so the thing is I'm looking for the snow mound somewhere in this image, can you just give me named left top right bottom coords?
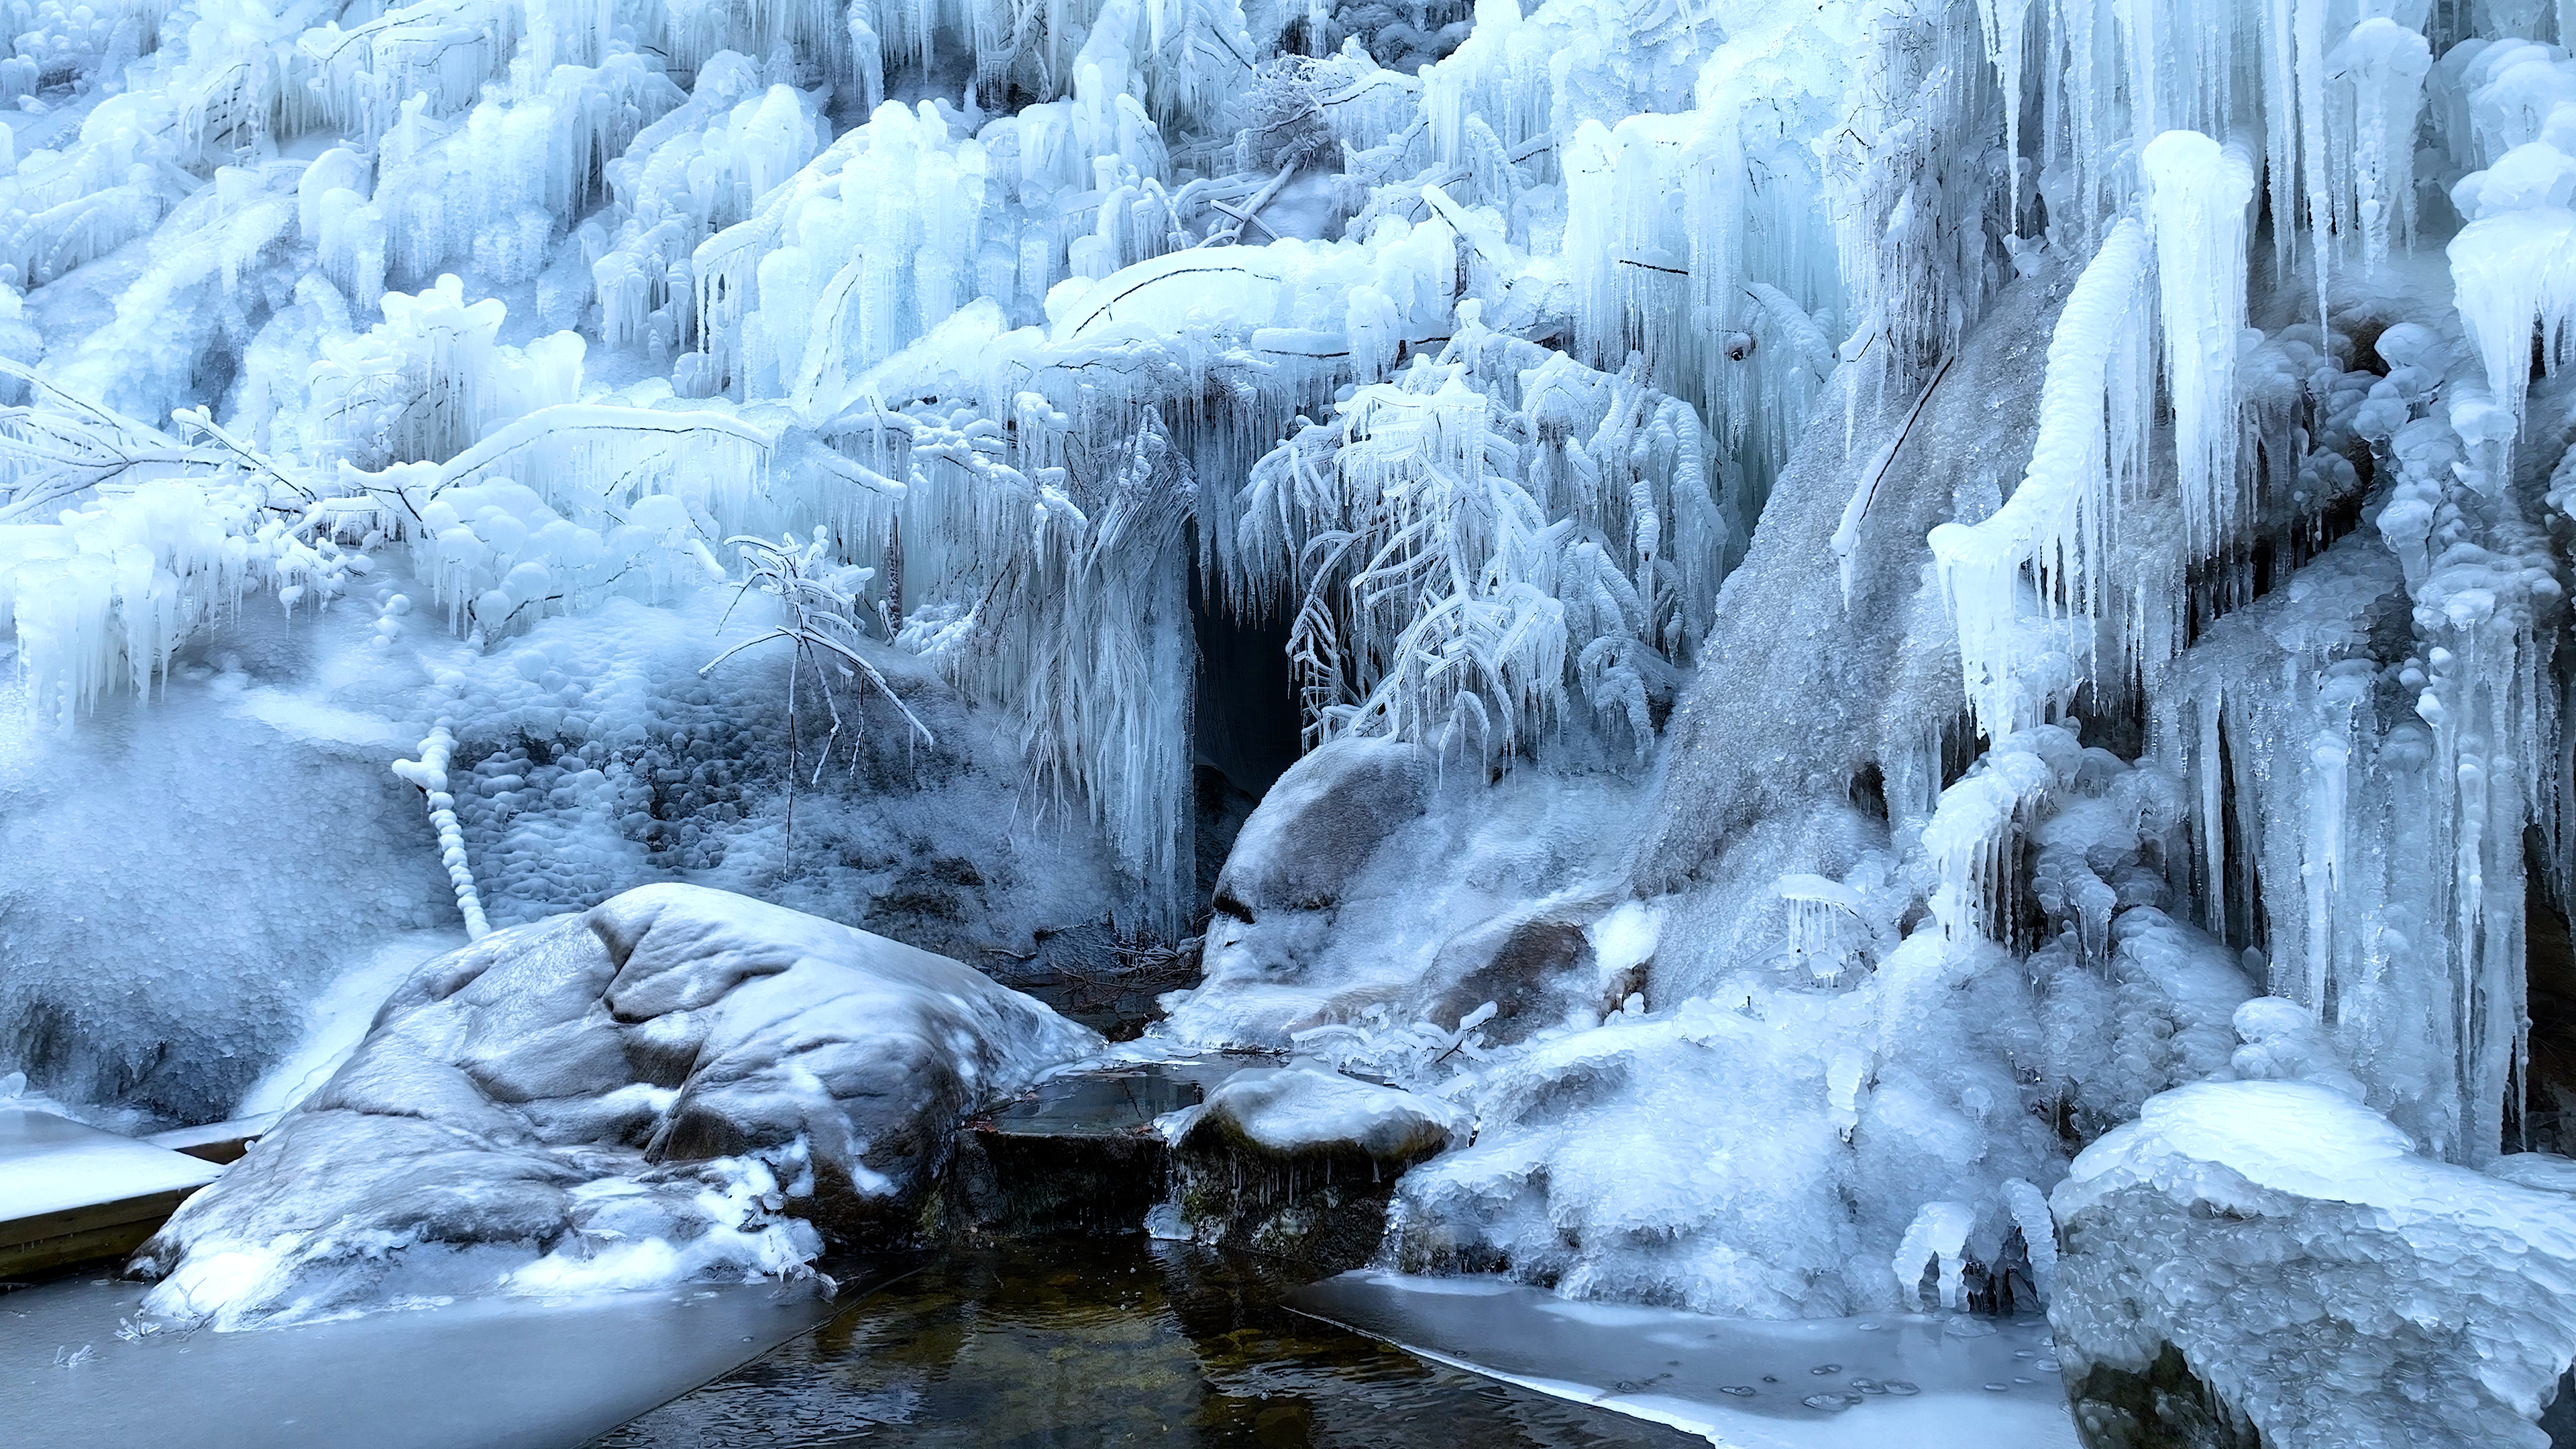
left=132, top=884, right=1099, bottom=1328
left=2051, top=1080, right=2576, bottom=1449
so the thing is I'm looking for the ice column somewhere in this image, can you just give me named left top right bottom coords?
left=392, top=727, right=491, bottom=940
left=2141, top=130, right=2255, bottom=555
left=1929, top=218, right=2151, bottom=739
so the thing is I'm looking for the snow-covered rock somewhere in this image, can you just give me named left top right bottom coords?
left=1160, top=1065, right=1466, bottom=1268
left=1165, top=741, right=1640, bottom=1049
left=2050, top=1080, right=2576, bottom=1449
left=131, top=884, right=1099, bottom=1328
left=1206, top=735, right=1429, bottom=924
left=1179, top=1064, right=1468, bottom=1161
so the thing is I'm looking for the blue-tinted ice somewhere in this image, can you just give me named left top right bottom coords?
left=1287, top=1271, right=2080, bottom=1448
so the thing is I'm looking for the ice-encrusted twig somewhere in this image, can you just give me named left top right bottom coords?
left=392, top=727, right=489, bottom=940
left=702, top=531, right=933, bottom=863
left=1830, top=352, right=1953, bottom=606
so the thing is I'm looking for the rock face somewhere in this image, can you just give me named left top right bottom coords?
left=2050, top=1080, right=2576, bottom=1449
left=1162, top=1066, right=1466, bottom=1272
left=133, top=883, right=1099, bottom=1327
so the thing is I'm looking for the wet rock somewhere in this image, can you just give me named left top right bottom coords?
left=2059, top=1343, right=2266, bottom=1449
left=1426, top=911, right=1597, bottom=1043
left=132, top=884, right=1099, bottom=1327
left=943, top=1059, right=1241, bottom=1237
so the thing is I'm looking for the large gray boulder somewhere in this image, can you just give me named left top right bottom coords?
left=1167, top=738, right=1638, bottom=1049
left=1207, top=735, right=1429, bottom=924
left=133, top=883, right=1099, bottom=1327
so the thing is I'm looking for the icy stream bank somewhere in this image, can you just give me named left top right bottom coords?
left=1290, top=1272, right=2076, bottom=1449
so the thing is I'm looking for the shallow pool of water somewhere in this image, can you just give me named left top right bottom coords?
left=595, top=1237, right=1697, bottom=1448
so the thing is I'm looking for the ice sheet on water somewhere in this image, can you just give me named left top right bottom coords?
left=0, top=1271, right=845, bottom=1449
left=1287, top=1271, right=2077, bottom=1449
left=0, top=1108, right=219, bottom=1222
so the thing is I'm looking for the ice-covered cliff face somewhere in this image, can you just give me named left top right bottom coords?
left=3, top=0, right=2576, bottom=1368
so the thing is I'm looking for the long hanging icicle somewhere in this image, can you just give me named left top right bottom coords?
left=2140, top=129, right=2255, bottom=556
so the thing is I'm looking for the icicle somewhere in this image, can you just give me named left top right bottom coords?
left=1922, top=726, right=2080, bottom=941
left=1929, top=218, right=2151, bottom=739
left=2332, top=19, right=2431, bottom=270
left=2448, top=209, right=2576, bottom=436
left=1892, top=1200, right=1978, bottom=1310
left=2000, top=1178, right=2057, bottom=1303
left=2141, top=130, right=2255, bottom=555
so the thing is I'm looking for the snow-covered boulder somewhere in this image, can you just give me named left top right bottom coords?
left=131, top=884, right=1099, bottom=1328
left=1161, top=1065, right=1466, bottom=1269
left=1167, top=741, right=1640, bottom=1049
left=1179, top=1065, right=1468, bottom=1162
left=1207, top=736, right=1428, bottom=924
left=2051, top=1080, right=2576, bottom=1449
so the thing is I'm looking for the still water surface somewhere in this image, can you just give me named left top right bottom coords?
left=597, top=1237, right=1695, bottom=1448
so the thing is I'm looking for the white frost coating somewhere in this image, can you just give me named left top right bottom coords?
left=1176, top=1065, right=1468, bottom=1159
left=1587, top=900, right=1662, bottom=984
left=391, top=727, right=491, bottom=940
left=2140, top=131, right=2255, bottom=555
left=2053, top=1081, right=2576, bottom=1448
left=1929, top=218, right=2150, bottom=739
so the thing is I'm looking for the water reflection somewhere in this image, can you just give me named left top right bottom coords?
left=595, top=1237, right=1693, bottom=1448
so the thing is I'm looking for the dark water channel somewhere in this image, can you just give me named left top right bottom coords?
left=592, top=1236, right=1696, bottom=1448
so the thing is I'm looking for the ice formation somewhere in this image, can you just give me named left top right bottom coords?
left=0, top=0, right=2573, bottom=1429
left=2053, top=1080, right=2576, bottom=1449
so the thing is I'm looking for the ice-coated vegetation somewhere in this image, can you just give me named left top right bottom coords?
left=5, top=0, right=2576, bottom=1435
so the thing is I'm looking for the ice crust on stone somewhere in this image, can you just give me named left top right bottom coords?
left=132, top=883, right=1098, bottom=1327
left=1158, top=1064, right=1467, bottom=1161
left=2053, top=1080, right=2576, bottom=1449
left=1165, top=733, right=1645, bottom=1051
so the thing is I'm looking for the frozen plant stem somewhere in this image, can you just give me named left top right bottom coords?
left=702, top=531, right=934, bottom=868
left=392, top=727, right=490, bottom=940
